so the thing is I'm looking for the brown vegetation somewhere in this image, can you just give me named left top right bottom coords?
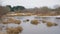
left=46, top=22, right=58, bottom=27
left=6, top=26, right=23, bottom=34
left=31, top=20, right=39, bottom=25
left=46, top=22, right=54, bottom=27
left=0, top=5, right=60, bottom=17
left=2, top=18, right=21, bottom=24
left=42, top=20, right=47, bottom=23
left=0, top=6, right=10, bottom=18
left=53, top=23, right=58, bottom=26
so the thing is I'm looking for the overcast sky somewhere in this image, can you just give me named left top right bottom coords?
left=1, top=0, right=60, bottom=8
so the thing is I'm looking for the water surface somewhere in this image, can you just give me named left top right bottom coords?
left=0, top=16, right=60, bottom=34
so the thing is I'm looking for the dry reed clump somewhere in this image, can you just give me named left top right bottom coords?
left=46, top=22, right=54, bottom=27
left=53, top=23, right=58, bottom=26
left=2, top=18, right=15, bottom=24
left=31, top=20, right=39, bottom=25
left=7, top=18, right=15, bottom=23
left=14, top=20, right=21, bottom=24
left=6, top=26, right=23, bottom=34
left=2, top=21, right=8, bottom=24
left=42, top=20, right=47, bottom=23
left=2, top=18, right=21, bottom=24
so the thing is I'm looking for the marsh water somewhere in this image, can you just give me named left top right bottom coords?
left=0, top=16, right=60, bottom=34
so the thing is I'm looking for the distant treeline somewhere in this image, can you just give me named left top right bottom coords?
left=0, top=5, right=60, bottom=17
left=0, top=5, right=25, bottom=18
left=6, top=5, right=25, bottom=11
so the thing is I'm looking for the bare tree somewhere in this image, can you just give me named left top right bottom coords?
left=0, top=6, right=10, bottom=18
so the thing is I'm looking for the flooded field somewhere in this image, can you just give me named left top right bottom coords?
left=0, top=16, right=60, bottom=34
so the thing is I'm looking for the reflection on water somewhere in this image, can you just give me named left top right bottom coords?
left=0, top=16, right=60, bottom=34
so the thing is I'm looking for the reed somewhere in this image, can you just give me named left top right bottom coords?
left=31, top=20, right=39, bottom=25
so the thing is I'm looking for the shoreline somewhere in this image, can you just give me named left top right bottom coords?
left=5, top=13, right=60, bottom=17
